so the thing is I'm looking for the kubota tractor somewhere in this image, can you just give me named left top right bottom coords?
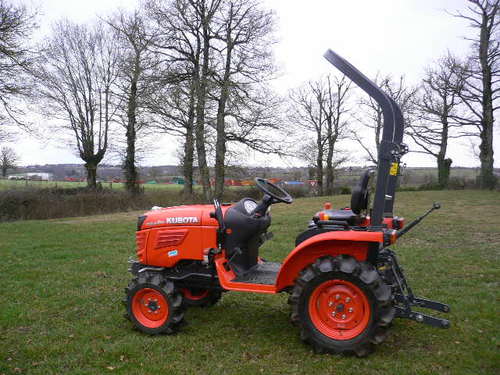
left=124, top=50, right=450, bottom=356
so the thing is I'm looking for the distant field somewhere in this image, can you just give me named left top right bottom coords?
left=1, top=190, right=498, bottom=374
left=0, top=166, right=483, bottom=192
left=0, top=179, right=185, bottom=191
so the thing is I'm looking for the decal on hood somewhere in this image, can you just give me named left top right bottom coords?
left=147, top=216, right=199, bottom=226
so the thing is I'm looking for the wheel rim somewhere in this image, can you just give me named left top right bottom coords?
left=132, top=288, right=169, bottom=328
left=182, top=288, right=209, bottom=301
left=308, top=279, right=371, bottom=340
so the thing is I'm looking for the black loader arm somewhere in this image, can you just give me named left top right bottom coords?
left=323, top=49, right=407, bottom=226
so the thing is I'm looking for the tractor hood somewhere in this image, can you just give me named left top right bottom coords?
left=141, top=204, right=218, bottom=229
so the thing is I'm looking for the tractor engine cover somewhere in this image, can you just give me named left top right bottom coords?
left=137, top=205, right=222, bottom=267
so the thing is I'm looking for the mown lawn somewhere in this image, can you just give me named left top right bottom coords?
left=0, top=190, right=498, bottom=374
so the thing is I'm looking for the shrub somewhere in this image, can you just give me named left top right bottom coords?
left=0, top=184, right=313, bottom=222
left=0, top=188, right=187, bottom=221
left=339, top=186, right=351, bottom=195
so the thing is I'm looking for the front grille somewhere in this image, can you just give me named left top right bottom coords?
left=136, top=232, right=148, bottom=262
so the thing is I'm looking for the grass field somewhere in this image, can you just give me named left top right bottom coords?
left=1, top=190, right=499, bottom=374
left=0, top=179, right=185, bottom=191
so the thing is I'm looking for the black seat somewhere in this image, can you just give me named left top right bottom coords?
left=326, top=209, right=359, bottom=225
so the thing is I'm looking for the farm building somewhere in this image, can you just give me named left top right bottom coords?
left=8, top=172, right=54, bottom=181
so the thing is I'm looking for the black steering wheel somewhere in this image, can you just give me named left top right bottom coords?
left=254, top=178, right=293, bottom=204
left=212, top=199, right=225, bottom=246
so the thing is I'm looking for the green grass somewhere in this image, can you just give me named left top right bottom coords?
left=0, top=190, right=499, bottom=374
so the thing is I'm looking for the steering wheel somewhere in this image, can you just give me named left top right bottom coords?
left=350, top=169, right=373, bottom=214
left=254, top=178, right=293, bottom=204
left=212, top=199, right=225, bottom=246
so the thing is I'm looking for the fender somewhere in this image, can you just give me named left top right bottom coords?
left=275, top=230, right=383, bottom=291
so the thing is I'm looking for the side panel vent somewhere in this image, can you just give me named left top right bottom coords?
left=155, top=229, right=188, bottom=249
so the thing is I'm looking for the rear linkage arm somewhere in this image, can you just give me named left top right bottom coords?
left=379, top=249, right=450, bottom=329
left=378, top=202, right=450, bottom=328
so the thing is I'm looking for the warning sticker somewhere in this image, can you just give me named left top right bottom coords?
left=389, top=162, right=399, bottom=176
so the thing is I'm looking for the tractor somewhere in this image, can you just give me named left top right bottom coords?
left=124, top=49, right=450, bottom=356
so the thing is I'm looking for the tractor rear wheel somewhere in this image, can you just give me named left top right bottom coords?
left=124, top=272, right=185, bottom=335
left=288, top=255, right=394, bottom=357
left=181, top=288, right=222, bottom=308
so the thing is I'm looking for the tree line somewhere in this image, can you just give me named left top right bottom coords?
left=288, top=0, right=498, bottom=191
left=0, top=0, right=498, bottom=197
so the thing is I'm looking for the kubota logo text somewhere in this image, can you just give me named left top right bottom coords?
left=147, top=216, right=199, bottom=226
left=167, top=216, right=199, bottom=224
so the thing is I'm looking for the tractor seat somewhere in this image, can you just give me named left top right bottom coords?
left=324, top=209, right=359, bottom=225
left=327, top=209, right=359, bottom=224
left=317, top=208, right=361, bottom=226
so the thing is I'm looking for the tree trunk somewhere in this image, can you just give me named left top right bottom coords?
left=183, top=127, right=195, bottom=199
left=437, top=116, right=451, bottom=188
left=478, top=124, right=495, bottom=189
left=124, top=125, right=139, bottom=194
left=124, top=64, right=140, bottom=195
left=437, top=156, right=452, bottom=188
left=194, top=22, right=212, bottom=202
left=85, top=162, right=98, bottom=189
left=316, top=161, right=324, bottom=196
left=316, top=136, right=324, bottom=196
left=182, top=80, right=197, bottom=199
left=214, top=31, right=233, bottom=201
left=477, top=9, right=496, bottom=189
left=214, top=99, right=228, bottom=201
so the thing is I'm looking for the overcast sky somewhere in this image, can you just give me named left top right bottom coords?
left=9, top=0, right=499, bottom=168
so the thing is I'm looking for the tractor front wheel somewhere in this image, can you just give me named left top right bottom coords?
left=181, top=288, right=222, bottom=308
left=124, top=272, right=185, bottom=335
left=288, top=255, right=395, bottom=357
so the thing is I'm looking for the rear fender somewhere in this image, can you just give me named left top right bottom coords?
left=275, top=230, right=383, bottom=291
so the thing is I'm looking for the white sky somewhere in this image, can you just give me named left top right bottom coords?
left=8, top=0, right=500, bottom=168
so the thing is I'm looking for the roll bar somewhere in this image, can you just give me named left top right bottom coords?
left=323, top=49, right=406, bottom=227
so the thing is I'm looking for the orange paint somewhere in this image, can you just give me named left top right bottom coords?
left=275, top=231, right=383, bottom=291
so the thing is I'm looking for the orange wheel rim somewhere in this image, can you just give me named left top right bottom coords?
left=182, top=288, right=209, bottom=301
left=308, top=279, right=371, bottom=340
left=132, top=288, right=169, bottom=328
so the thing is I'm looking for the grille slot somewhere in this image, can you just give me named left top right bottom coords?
left=155, top=229, right=188, bottom=249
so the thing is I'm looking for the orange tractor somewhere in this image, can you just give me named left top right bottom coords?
left=124, top=50, right=450, bottom=356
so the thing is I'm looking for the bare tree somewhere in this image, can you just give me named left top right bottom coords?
left=0, top=146, right=17, bottom=177
left=212, top=0, right=278, bottom=200
left=146, top=78, right=198, bottom=194
left=290, top=74, right=351, bottom=196
left=147, top=0, right=280, bottom=201
left=453, top=0, right=499, bottom=189
left=323, top=75, right=351, bottom=194
left=146, top=0, right=215, bottom=199
left=107, top=9, right=157, bottom=195
left=0, top=0, right=37, bottom=139
left=35, top=21, right=121, bottom=188
left=408, top=54, right=465, bottom=188
left=192, top=0, right=222, bottom=201
left=353, top=75, right=417, bottom=164
left=290, top=81, right=328, bottom=195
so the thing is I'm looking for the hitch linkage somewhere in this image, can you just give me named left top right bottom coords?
left=379, top=248, right=450, bottom=329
